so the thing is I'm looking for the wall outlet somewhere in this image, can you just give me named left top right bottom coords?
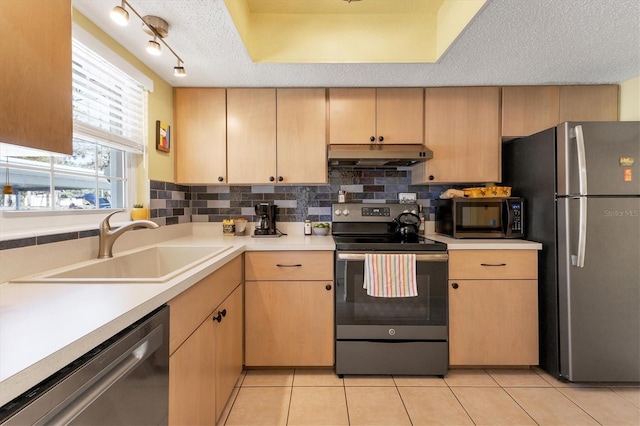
left=398, top=192, right=417, bottom=204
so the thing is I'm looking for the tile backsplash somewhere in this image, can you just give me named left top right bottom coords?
left=1, top=168, right=452, bottom=251
left=150, top=168, right=451, bottom=224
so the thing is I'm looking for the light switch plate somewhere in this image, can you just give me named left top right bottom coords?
left=399, top=192, right=417, bottom=204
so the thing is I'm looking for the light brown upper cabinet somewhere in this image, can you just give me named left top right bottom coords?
left=412, top=87, right=501, bottom=184
left=174, top=88, right=227, bottom=184
left=0, top=0, right=72, bottom=154
left=558, top=85, right=619, bottom=122
left=329, top=88, right=424, bottom=144
left=226, top=88, right=277, bottom=184
left=502, top=85, right=619, bottom=139
left=227, top=88, right=327, bottom=184
left=502, top=86, right=560, bottom=139
left=276, top=88, right=327, bottom=184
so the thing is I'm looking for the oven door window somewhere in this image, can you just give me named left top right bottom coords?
left=335, top=258, right=447, bottom=326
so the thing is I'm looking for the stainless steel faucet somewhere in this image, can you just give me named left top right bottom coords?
left=98, top=210, right=159, bottom=258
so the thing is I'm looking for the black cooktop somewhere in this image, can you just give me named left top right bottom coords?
left=333, top=234, right=447, bottom=252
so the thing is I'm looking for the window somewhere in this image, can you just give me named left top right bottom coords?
left=0, top=39, right=146, bottom=212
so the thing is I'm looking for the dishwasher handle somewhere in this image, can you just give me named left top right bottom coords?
left=40, top=324, right=164, bottom=425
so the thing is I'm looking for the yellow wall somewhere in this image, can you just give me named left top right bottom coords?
left=619, top=75, right=640, bottom=121
left=72, top=10, right=175, bottom=202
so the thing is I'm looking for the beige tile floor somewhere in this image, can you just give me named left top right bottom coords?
left=220, top=368, right=640, bottom=426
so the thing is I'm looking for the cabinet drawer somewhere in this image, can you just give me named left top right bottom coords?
left=168, top=256, right=243, bottom=354
left=245, top=251, right=333, bottom=281
left=449, top=250, right=537, bottom=280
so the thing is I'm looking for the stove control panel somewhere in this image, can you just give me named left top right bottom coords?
left=333, top=203, right=420, bottom=222
left=362, top=207, right=391, bottom=217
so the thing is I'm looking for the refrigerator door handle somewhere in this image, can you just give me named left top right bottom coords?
left=575, top=125, right=588, bottom=196
left=571, top=197, right=588, bottom=268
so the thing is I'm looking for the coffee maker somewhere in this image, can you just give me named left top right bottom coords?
left=254, top=203, right=277, bottom=236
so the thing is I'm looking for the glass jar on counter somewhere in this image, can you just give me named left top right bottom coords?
left=304, top=219, right=312, bottom=235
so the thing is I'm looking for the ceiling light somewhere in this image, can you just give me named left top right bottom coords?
left=174, top=60, right=186, bottom=77
left=110, top=1, right=129, bottom=26
left=146, top=37, right=161, bottom=56
left=109, top=2, right=186, bottom=76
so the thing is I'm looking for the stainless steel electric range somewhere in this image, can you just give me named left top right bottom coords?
left=332, top=203, right=449, bottom=376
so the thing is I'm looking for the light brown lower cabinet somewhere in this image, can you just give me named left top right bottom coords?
left=244, top=251, right=334, bottom=367
left=448, top=279, right=539, bottom=366
left=448, top=250, right=539, bottom=366
left=168, top=256, right=243, bottom=425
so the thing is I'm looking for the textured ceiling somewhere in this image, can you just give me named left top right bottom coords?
left=72, top=0, right=640, bottom=88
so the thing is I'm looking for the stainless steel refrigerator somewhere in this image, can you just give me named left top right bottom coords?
left=502, top=121, right=640, bottom=382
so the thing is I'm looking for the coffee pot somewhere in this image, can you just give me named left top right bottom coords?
left=254, top=203, right=277, bottom=235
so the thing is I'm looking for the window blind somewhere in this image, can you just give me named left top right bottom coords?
left=71, top=39, right=146, bottom=154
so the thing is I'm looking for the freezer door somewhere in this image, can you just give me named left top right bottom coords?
left=558, top=121, right=640, bottom=196
left=557, top=196, right=640, bottom=382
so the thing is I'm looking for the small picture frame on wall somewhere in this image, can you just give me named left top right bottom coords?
left=156, top=120, right=170, bottom=152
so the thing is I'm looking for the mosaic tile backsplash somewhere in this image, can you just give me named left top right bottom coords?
left=0, top=168, right=453, bottom=250
left=150, top=168, right=452, bottom=225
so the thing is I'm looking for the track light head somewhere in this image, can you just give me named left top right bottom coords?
left=174, top=59, right=186, bottom=77
left=110, top=2, right=129, bottom=26
left=146, top=38, right=161, bottom=56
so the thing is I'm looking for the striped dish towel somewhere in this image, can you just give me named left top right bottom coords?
left=363, top=253, right=418, bottom=298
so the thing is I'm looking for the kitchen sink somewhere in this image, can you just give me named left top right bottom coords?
left=12, top=245, right=232, bottom=284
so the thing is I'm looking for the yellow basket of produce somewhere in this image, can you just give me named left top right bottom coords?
left=463, top=186, right=512, bottom=198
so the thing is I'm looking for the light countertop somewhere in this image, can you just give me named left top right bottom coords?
left=0, top=231, right=333, bottom=406
left=0, top=224, right=540, bottom=406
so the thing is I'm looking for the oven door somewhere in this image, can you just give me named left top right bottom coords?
left=335, top=251, right=448, bottom=341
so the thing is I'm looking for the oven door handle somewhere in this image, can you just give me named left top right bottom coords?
left=337, top=253, right=448, bottom=262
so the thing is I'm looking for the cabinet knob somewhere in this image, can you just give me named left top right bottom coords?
left=378, top=136, right=384, bottom=142
left=326, top=284, right=332, bottom=290
left=269, top=176, right=275, bottom=182
left=213, top=312, right=223, bottom=322
left=428, top=175, right=435, bottom=181
left=278, top=176, right=284, bottom=182
left=370, top=136, right=375, bottom=142
left=452, top=283, right=459, bottom=289
left=218, top=176, right=224, bottom=182
left=220, top=309, right=227, bottom=317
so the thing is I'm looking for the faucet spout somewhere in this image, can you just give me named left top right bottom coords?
left=98, top=210, right=160, bottom=259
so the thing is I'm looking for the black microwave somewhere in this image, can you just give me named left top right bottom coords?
left=434, top=197, right=525, bottom=239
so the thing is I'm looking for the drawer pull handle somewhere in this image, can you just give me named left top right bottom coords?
left=480, top=263, right=507, bottom=267
left=276, top=264, right=302, bottom=267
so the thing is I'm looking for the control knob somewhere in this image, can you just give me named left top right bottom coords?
left=342, top=209, right=350, bottom=216
left=334, top=209, right=342, bottom=216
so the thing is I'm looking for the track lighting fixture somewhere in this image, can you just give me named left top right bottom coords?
left=109, top=0, right=186, bottom=77
left=110, top=1, right=129, bottom=26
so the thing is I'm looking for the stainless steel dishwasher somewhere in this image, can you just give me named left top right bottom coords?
left=0, top=305, right=169, bottom=425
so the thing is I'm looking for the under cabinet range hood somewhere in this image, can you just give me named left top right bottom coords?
left=328, top=144, right=433, bottom=168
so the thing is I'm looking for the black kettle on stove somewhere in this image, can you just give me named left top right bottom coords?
left=393, top=212, right=421, bottom=238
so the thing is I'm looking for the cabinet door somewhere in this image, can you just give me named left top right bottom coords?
left=169, top=316, right=216, bottom=425
left=329, top=88, right=376, bottom=144
left=448, top=279, right=539, bottom=366
left=376, top=88, right=424, bottom=144
left=502, top=86, right=560, bottom=138
left=245, top=280, right=334, bottom=366
left=215, top=285, right=243, bottom=422
left=559, top=85, right=619, bottom=122
left=174, top=88, right=227, bottom=184
left=227, top=88, right=277, bottom=183
left=0, top=0, right=72, bottom=154
left=415, top=87, right=501, bottom=183
left=276, top=88, right=327, bottom=183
